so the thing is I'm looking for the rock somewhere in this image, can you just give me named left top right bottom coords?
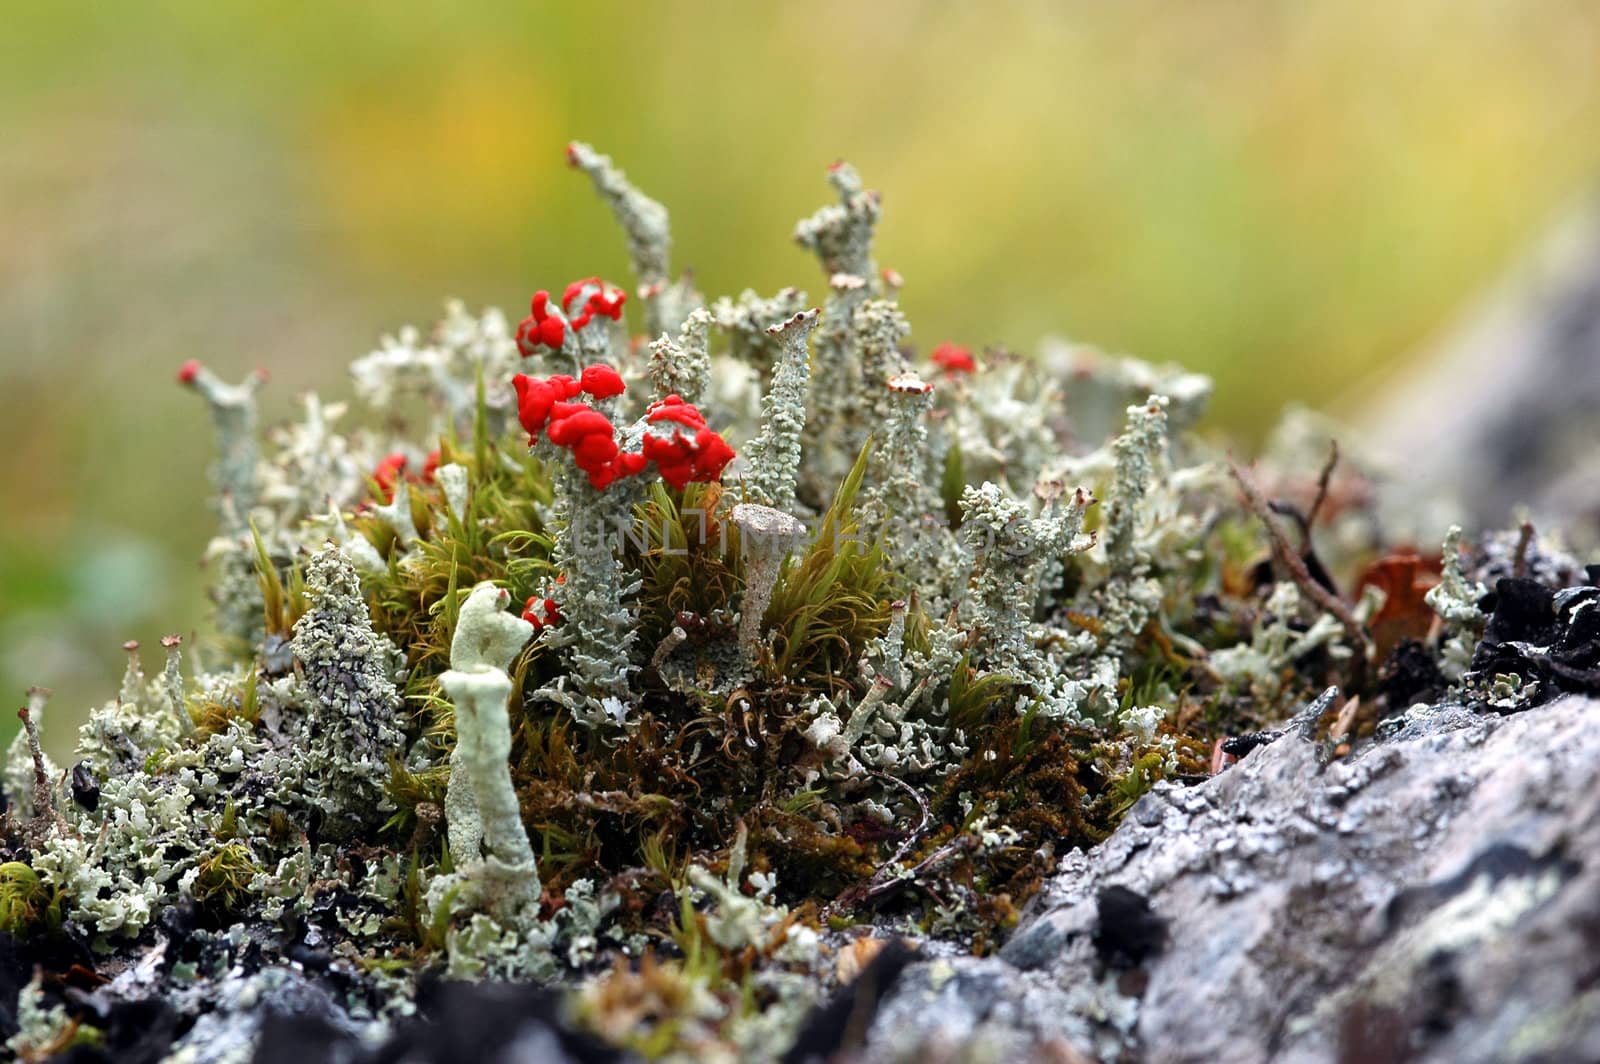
left=862, top=693, right=1600, bottom=1063
left=1362, top=197, right=1600, bottom=531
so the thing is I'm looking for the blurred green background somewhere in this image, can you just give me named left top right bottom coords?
left=4, top=1, right=1600, bottom=755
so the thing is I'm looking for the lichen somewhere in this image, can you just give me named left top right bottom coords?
left=5, top=139, right=1571, bottom=1064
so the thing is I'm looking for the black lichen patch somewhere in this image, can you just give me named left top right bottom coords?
left=255, top=979, right=626, bottom=1064
left=780, top=939, right=918, bottom=1064
left=1092, top=885, right=1168, bottom=970
left=69, top=762, right=99, bottom=814
left=1377, top=639, right=1446, bottom=712
left=51, top=997, right=182, bottom=1064
left=395, top=979, right=626, bottom=1064
left=1383, top=842, right=1578, bottom=932
left=1465, top=578, right=1600, bottom=708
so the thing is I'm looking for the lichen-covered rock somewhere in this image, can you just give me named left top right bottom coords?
left=861, top=690, right=1600, bottom=1063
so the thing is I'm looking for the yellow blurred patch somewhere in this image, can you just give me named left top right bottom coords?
left=309, top=59, right=552, bottom=272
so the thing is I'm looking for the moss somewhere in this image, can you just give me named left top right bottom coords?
left=191, top=841, right=259, bottom=914
left=764, top=443, right=894, bottom=692
left=0, top=861, right=60, bottom=934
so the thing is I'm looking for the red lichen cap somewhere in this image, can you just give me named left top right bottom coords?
left=515, top=291, right=568, bottom=357
left=177, top=359, right=203, bottom=384
left=641, top=423, right=737, bottom=490
left=930, top=343, right=976, bottom=374
left=523, top=594, right=562, bottom=631
left=580, top=364, right=626, bottom=400
left=546, top=407, right=614, bottom=448
left=691, top=427, right=737, bottom=481
left=568, top=281, right=627, bottom=331
left=645, top=394, right=708, bottom=431
left=513, top=374, right=584, bottom=439
left=373, top=452, right=408, bottom=503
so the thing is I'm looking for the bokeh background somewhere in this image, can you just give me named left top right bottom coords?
left=4, top=0, right=1600, bottom=754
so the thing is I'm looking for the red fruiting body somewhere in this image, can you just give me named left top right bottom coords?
left=373, top=452, right=408, bottom=503
left=613, top=452, right=649, bottom=478
left=567, top=282, right=626, bottom=331
left=515, top=291, right=567, bottom=357
left=546, top=407, right=614, bottom=448
left=515, top=373, right=733, bottom=492
left=930, top=343, right=976, bottom=374
left=562, top=277, right=599, bottom=310
left=177, top=359, right=203, bottom=384
left=692, top=427, right=737, bottom=481
left=522, top=594, right=562, bottom=631
left=580, top=364, right=626, bottom=400
left=565, top=142, right=581, bottom=166
left=642, top=423, right=737, bottom=490
left=513, top=373, right=583, bottom=438
left=645, top=394, right=708, bottom=431
left=639, top=394, right=733, bottom=488
left=422, top=449, right=441, bottom=484
left=519, top=280, right=626, bottom=355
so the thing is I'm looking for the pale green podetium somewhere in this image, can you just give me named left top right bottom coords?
left=439, top=582, right=539, bottom=925
left=741, top=308, right=819, bottom=512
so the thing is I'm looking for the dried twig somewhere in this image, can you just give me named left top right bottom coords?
left=1229, top=457, right=1371, bottom=693
left=826, top=772, right=938, bottom=915
left=1306, top=439, right=1340, bottom=529
left=1512, top=519, right=1535, bottom=579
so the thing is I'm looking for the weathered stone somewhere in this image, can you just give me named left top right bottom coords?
left=863, top=693, right=1600, bottom=1064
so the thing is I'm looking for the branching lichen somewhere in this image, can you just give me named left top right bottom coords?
left=740, top=309, right=818, bottom=511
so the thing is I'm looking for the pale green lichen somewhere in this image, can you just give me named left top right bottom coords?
left=288, top=545, right=405, bottom=831
left=959, top=480, right=1096, bottom=682
left=1426, top=524, right=1488, bottom=680
left=648, top=307, right=713, bottom=406
left=437, top=582, right=539, bottom=931
left=568, top=139, right=699, bottom=339
left=740, top=308, right=818, bottom=512
left=3, top=138, right=1521, bottom=1064
left=179, top=363, right=266, bottom=532
left=709, top=286, right=810, bottom=368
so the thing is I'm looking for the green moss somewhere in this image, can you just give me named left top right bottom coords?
left=191, top=842, right=259, bottom=914
left=0, top=861, right=60, bottom=934
left=764, top=443, right=894, bottom=692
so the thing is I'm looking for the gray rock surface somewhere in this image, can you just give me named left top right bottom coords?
left=863, top=691, right=1600, bottom=1063
left=1363, top=197, right=1600, bottom=532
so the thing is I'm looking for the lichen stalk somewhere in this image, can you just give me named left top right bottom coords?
left=648, top=307, right=712, bottom=406
left=730, top=504, right=808, bottom=668
left=438, top=583, right=539, bottom=925
left=289, top=545, right=405, bottom=830
left=567, top=140, right=700, bottom=338
left=177, top=361, right=266, bottom=531
left=741, top=309, right=818, bottom=511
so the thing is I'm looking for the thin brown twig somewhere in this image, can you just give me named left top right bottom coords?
left=1228, top=457, right=1371, bottom=693
left=825, top=772, right=938, bottom=915
left=1512, top=519, right=1535, bottom=579
left=1306, top=440, right=1341, bottom=530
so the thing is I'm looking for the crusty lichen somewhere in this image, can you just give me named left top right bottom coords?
left=288, top=545, right=405, bottom=833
